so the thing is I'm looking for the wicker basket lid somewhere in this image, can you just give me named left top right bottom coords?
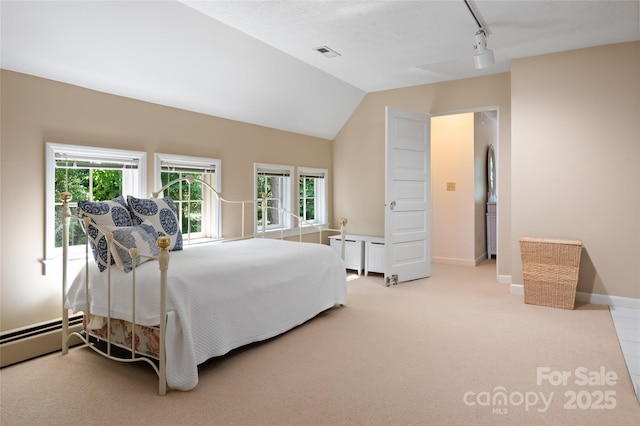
left=519, top=237, right=582, bottom=246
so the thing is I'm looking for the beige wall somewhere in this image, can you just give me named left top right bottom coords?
left=333, top=73, right=512, bottom=280
left=0, top=70, right=334, bottom=332
left=511, top=41, right=640, bottom=299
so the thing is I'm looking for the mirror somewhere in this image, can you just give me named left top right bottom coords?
left=487, top=144, right=496, bottom=202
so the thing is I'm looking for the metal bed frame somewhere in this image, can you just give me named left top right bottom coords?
left=60, top=175, right=347, bottom=395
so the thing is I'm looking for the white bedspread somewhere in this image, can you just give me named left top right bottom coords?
left=65, top=238, right=347, bottom=390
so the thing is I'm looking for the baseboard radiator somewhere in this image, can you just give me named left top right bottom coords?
left=0, top=314, right=83, bottom=368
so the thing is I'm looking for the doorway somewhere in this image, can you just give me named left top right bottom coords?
left=431, top=109, right=498, bottom=268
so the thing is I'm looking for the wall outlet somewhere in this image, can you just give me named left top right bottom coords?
left=446, top=182, right=456, bottom=191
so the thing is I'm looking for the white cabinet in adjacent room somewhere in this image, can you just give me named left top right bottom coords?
left=486, top=202, right=496, bottom=259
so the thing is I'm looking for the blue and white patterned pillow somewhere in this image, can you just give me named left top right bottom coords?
left=78, top=196, right=133, bottom=271
left=105, top=224, right=160, bottom=273
left=127, top=196, right=183, bottom=251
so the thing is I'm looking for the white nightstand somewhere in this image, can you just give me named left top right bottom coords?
left=329, top=235, right=386, bottom=276
left=329, top=235, right=365, bottom=275
left=364, top=237, right=385, bottom=276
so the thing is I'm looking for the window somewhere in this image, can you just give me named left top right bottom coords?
left=255, top=164, right=294, bottom=232
left=298, top=167, right=327, bottom=225
left=254, top=164, right=328, bottom=234
left=45, top=143, right=147, bottom=261
left=156, top=154, right=221, bottom=241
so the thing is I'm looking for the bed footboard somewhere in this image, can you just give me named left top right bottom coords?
left=60, top=192, right=171, bottom=395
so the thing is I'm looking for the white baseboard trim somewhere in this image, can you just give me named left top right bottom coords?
left=432, top=256, right=477, bottom=266
left=510, top=284, right=524, bottom=295
left=498, top=274, right=512, bottom=285
left=509, top=284, right=640, bottom=309
left=0, top=315, right=84, bottom=367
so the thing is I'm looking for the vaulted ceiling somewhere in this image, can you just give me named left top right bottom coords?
left=2, top=1, right=639, bottom=140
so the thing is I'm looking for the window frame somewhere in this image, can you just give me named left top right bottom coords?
left=45, top=143, right=147, bottom=264
left=254, top=163, right=295, bottom=233
left=155, top=153, right=222, bottom=242
left=298, top=166, right=328, bottom=227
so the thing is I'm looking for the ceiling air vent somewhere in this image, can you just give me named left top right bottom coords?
left=314, top=46, right=341, bottom=58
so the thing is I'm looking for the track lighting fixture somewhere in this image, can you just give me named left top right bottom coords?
left=473, top=28, right=495, bottom=69
left=464, top=0, right=495, bottom=69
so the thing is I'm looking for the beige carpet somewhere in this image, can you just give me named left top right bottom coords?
left=1, top=260, right=639, bottom=425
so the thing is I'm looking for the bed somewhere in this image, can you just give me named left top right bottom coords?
left=60, top=176, right=348, bottom=394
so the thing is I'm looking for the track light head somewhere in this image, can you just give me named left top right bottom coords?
left=473, top=29, right=495, bottom=69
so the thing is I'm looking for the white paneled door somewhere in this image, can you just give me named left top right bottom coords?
left=384, top=106, right=431, bottom=285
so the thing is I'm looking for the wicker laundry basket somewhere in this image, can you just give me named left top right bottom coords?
left=519, top=237, right=583, bottom=310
